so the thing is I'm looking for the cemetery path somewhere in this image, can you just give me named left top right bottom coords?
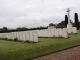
left=32, top=46, right=80, bottom=60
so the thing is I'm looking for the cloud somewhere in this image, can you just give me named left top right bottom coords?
left=0, top=0, right=80, bottom=28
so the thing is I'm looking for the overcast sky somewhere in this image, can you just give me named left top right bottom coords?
left=0, top=0, right=80, bottom=28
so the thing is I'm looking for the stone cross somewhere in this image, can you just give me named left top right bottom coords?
left=66, top=8, right=71, bottom=24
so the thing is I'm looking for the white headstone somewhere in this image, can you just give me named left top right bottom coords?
left=58, top=28, right=63, bottom=37
left=62, top=28, right=68, bottom=38
left=47, top=30, right=53, bottom=37
left=33, top=32, right=38, bottom=42
left=8, top=33, right=11, bottom=39
left=44, top=30, right=48, bottom=37
left=43, top=30, right=46, bottom=37
left=11, top=32, right=15, bottom=40
left=3, top=33, right=5, bottom=39
left=25, top=31, right=30, bottom=41
left=50, top=29, right=55, bottom=37
left=19, top=32, right=23, bottom=41
left=22, top=32, right=26, bottom=41
left=67, top=28, right=72, bottom=34
left=6, top=33, right=9, bottom=39
left=54, top=29, right=59, bottom=37
left=72, top=27, right=77, bottom=34
left=39, top=30, right=42, bottom=37
left=29, top=31, right=34, bottom=42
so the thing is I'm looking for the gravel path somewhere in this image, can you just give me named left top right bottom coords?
left=32, top=46, right=80, bottom=60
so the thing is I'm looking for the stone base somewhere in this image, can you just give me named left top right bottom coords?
left=67, top=24, right=72, bottom=28
left=48, top=26, right=55, bottom=29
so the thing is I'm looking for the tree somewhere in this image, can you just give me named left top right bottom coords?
left=3, top=27, right=8, bottom=30
left=65, top=15, right=68, bottom=27
left=57, top=21, right=65, bottom=26
left=49, top=23, right=55, bottom=26
left=16, top=27, right=27, bottom=31
left=74, top=13, right=79, bottom=30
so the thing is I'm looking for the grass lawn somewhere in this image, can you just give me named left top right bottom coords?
left=0, top=31, right=80, bottom=60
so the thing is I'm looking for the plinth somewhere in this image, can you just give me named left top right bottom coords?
left=67, top=24, right=72, bottom=28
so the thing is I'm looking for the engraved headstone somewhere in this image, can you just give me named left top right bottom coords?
left=25, top=31, right=30, bottom=41
left=62, top=28, right=68, bottom=38
left=29, top=31, right=34, bottom=42
left=54, top=29, right=59, bottom=37
left=72, top=27, right=77, bottom=34
left=67, top=28, right=72, bottom=34
left=33, top=32, right=38, bottom=42
left=22, top=32, right=26, bottom=41
left=58, top=28, right=63, bottom=37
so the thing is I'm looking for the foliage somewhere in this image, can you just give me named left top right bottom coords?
left=4, top=38, right=8, bottom=40
left=49, top=23, right=55, bottom=26
left=57, top=21, right=65, bottom=27
left=65, top=15, right=68, bottom=27
left=74, top=13, right=79, bottom=30
left=14, top=37, right=18, bottom=41
left=0, top=27, right=47, bottom=33
left=3, top=27, right=8, bottom=30
left=58, top=20, right=73, bottom=27
left=16, top=27, right=28, bottom=31
left=56, top=25, right=65, bottom=28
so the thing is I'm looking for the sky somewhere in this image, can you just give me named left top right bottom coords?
left=0, top=0, right=80, bottom=28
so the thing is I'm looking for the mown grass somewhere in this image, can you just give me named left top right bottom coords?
left=0, top=31, right=80, bottom=60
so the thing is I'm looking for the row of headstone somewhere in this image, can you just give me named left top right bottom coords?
left=35, top=28, right=68, bottom=38
left=66, top=27, right=77, bottom=34
left=0, top=27, right=76, bottom=42
left=0, top=31, right=38, bottom=43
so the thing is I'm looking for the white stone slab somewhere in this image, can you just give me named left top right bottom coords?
left=15, top=32, right=20, bottom=41
left=29, top=31, right=34, bottom=42
left=19, top=32, right=23, bottom=41
left=48, top=26, right=55, bottom=29
left=33, top=32, right=38, bottom=42
left=54, top=29, right=59, bottom=37
left=36, top=30, right=39, bottom=37
left=11, top=32, right=17, bottom=40
left=11, top=32, right=15, bottom=40
left=6, top=33, right=9, bottom=38
left=4, top=33, right=7, bottom=38
left=41, top=30, right=44, bottom=37
left=58, top=28, right=63, bottom=37
left=2, top=33, right=5, bottom=38
left=22, top=32, right=26, bottom=41
left=67, top=28, right=72, bottom=34
left=62, top=29, right=68, bottom=38
left=39, top=30, right=42, bottom=37
left=50, top=29, right=55, bottom=37
left=0, top=34, right=1, bottom=38
left=8, top=33, right=11, bottom=39
left=44, top=30, right=48, bottom=37
left=25, top=31, right=30, bottom=41
left=72, top=27, right=77, bottom=34
left=47, top=30, right=53, bottom=37
left=42, top=30, right=45, bottom=37
left=1, top=33, right=3, bottom=38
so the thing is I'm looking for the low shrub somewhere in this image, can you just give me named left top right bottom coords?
left=14, top=37, right=18, bottom=41
left=4, top=38, right=8, bottom=40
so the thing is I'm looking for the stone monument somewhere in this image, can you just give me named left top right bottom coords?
left=66, top=8, right=72, bottom=28
left=48, top=26, right=55, bottom=29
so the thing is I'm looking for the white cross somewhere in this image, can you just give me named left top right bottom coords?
left=66, top=8, right=71, bottom=24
